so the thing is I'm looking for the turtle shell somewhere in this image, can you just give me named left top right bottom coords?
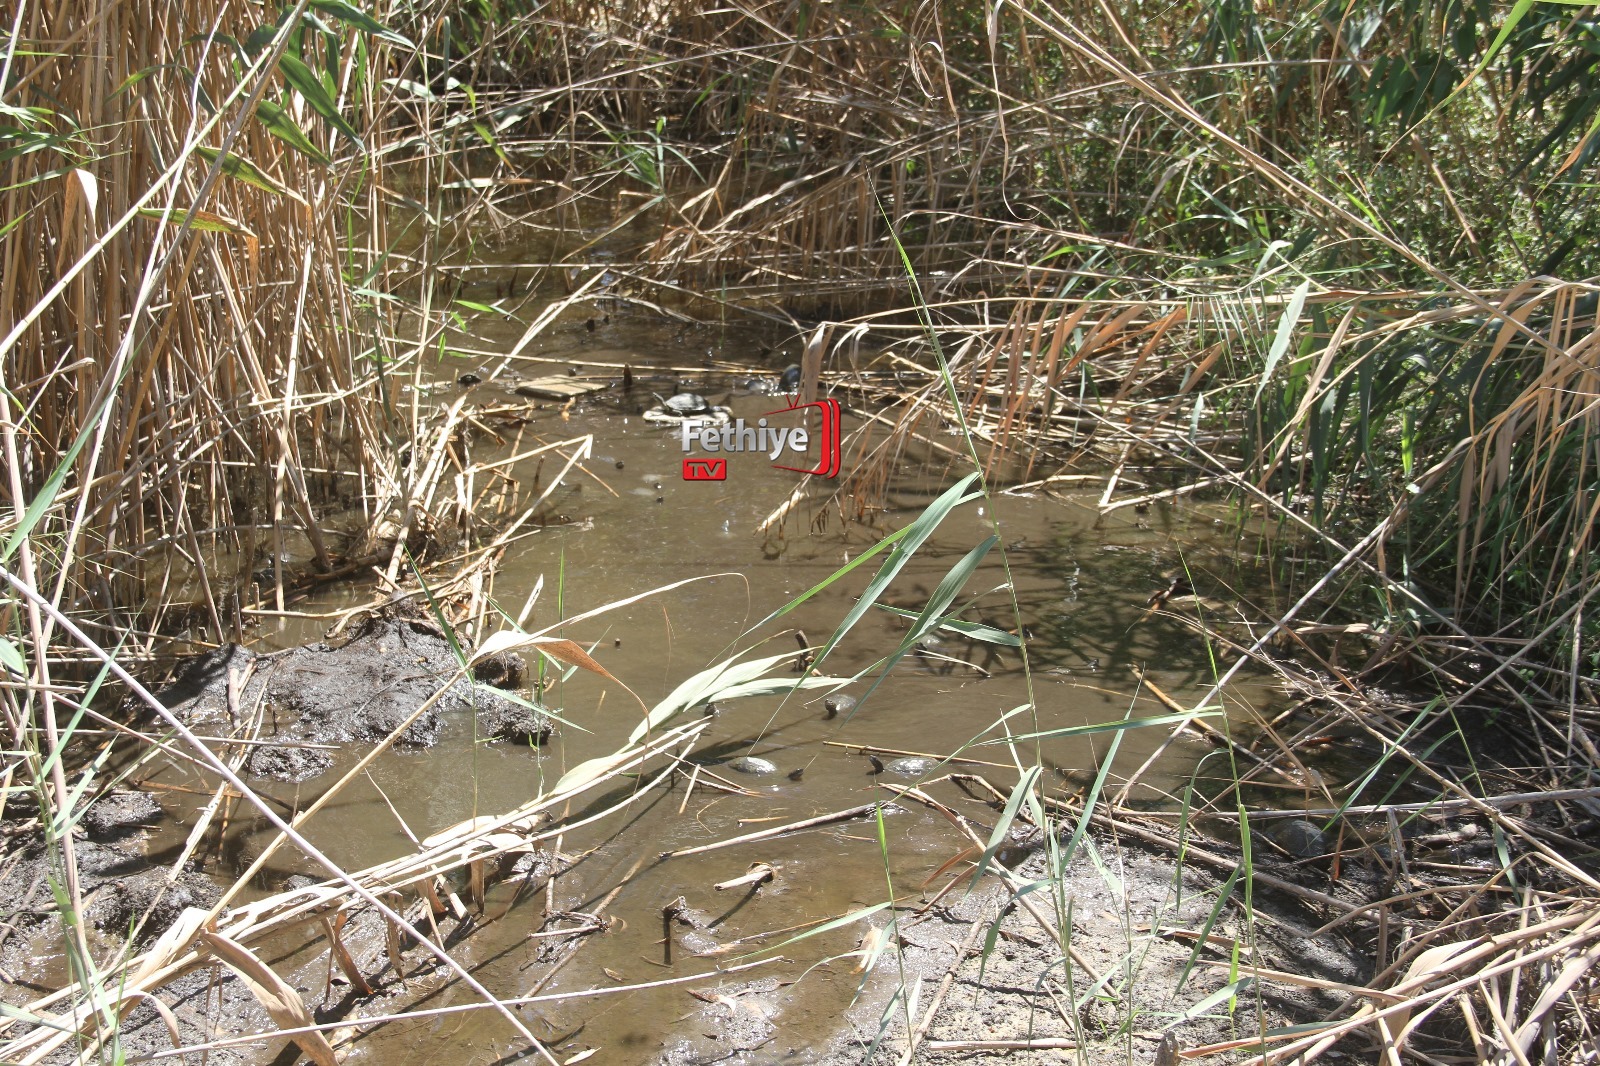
left=659, top=392, right=711, bottom=415
left=725, top=756, right=779, bottom=776
left=884, top=756, right=937, bottom=778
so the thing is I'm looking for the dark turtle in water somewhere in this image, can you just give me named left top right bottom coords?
left=779, top=364, right=802, bottom=391
left=823, top=694, right=856, bottom=719
left=653, top=392, right=713, bottom=417
left=883, top=756, right=938, bottom=778
left=724, top=756, right=779, bottom=776
left=1266, top=818, right=1329, bottom=858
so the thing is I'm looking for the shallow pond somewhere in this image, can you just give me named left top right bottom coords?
left=120, top=295, right=1304, bottom=1063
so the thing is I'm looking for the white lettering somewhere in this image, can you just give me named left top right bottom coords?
left=766, top=427, right=790, bottom=459
left=789, top=427, right=809, bottom=452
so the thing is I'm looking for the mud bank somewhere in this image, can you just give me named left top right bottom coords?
left=810, top=828, right=1370, bottom=1066
left=152, top=605, right=551, bottom=782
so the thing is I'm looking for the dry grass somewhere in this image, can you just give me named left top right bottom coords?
left=4, top=0, right=1600, bottom=1063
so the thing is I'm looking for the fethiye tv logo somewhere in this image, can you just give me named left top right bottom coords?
left=680, top=398, right=842, bottom=481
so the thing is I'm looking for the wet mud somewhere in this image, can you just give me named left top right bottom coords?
left=0, top=313, right=1417, bottom=1064
left=0, top=789, right=220, bottom=987
left=152, top=605, right=550, bottom=782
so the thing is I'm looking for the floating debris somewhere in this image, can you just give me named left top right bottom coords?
left=513, top=375, right=607, bottom=400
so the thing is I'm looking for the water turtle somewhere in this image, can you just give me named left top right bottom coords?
left=1266, top=818, right=1329, bottom=858
left=823, top=694, right=856, bottom=719
left=654, top=391, right=713, bottom=417
left=883, top=756, right=938, bottom=778
left=724, top=755, right=779, bottom=776
left=779, top=364, right=802, bottom=391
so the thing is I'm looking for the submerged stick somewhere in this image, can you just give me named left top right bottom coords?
left=665, top=803, right=881, bottom=858
left=713, top=863, right=776, bottom=892
left=821, top=740, right=1013, bottom=770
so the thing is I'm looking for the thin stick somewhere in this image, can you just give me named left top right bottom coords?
left=1133, top=787, right=1600, bottom=821
left=897, top=903, right=991, bottom=1066
left=665, top=803, right=881, bottom=858
left=821, top=740, right=1014, bottom=770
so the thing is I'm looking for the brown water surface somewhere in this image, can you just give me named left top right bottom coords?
left=134, top=296, right=1289, bottom=1063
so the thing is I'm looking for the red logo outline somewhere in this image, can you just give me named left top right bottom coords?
left=764, top=396, right=842, bottom=479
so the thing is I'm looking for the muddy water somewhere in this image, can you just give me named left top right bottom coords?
left=137, top=304, right=1289, bottom=1062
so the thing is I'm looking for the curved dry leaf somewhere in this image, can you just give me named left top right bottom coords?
left=121, top=992, right=183, bottom=1051
left=136, top=206, right=257, bottom=237
left=551, top=750, right=635, bottom=795
left=475, top=632, right=648, bottom=712
left=322, top=912, right=374, bottom=996
left=62, top=168, right=99, bottom=234
left=196, top=930, right=339, bottom=1066
left=131, top=906, right=211, bottom=987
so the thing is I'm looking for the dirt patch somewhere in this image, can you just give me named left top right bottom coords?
left=813, top=829, right=1370, bottom=1065
left=0, top=788, right=221, bottom=996
left=153, top=606, right=553, bottom=780
left=660, top=977, right=789, bottom=1063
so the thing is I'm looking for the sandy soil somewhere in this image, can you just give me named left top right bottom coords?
left=812, top=830, right=1371, bottom=1065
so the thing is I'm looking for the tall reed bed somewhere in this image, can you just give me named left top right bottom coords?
left=0, top=0, right=424, bottom=644
left=0, top=1, right=456, bottom=1041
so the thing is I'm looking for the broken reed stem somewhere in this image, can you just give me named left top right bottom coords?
left=666, top=802, right=882, bottom=857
